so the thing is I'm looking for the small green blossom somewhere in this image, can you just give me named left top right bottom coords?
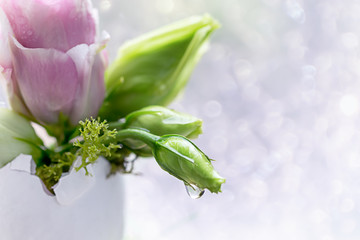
left=36, top=152, right=76, bottom=193
left=74, top=118, right=120, bottom=174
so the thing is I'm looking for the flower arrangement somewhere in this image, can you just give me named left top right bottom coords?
left=0, top=0, right=225, bottom=238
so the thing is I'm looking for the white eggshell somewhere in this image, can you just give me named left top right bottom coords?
left=54, top=158, right=96, bottom=205
left=0, top=155, right=124, bottom=240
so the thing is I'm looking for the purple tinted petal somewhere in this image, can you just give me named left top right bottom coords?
left=0, top=0, right=97, bottom=52
left=0, top=8, right=29, bottom=115
left=66, top=44, right=105, bottom=124
left=0, top=8, right=12, bottom=68
left=83, top=51, right=106, bottom=119
left=9, top=37, right=79, bottom=124
left=0, top=67, right=30, bottom=117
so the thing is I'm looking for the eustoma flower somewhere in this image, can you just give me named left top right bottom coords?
left=153, top=135, right=225, bottom=193
left=0, top=0, right=226, bottom=200
left=0, top=0, right=107, bottom=127
left=121, top=105, right=203, bottom=139
left=100, top=15, right=219, bottom=120
left=111, top=128, right=225, bottom=193
left=116, top=105, right=203, bottom=156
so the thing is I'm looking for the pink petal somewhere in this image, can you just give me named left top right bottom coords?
left=83, top=51, right=106, bottom=119
left=0, top=0, right=97, bottom=52
left=0, top=8, right=29, bottom=116
left=9, top=37, right=79, bottom=124
left=66, top=43, right=106, bottom=125
left=0, top=67, right=30, bottom=116
left=0, top=8, right=12, bottom=68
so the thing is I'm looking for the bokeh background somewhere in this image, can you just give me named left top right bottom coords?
left=2, top=0, right=360, bottom=239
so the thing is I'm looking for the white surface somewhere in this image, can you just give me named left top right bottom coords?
left=0, top=156, right=124, bottom=240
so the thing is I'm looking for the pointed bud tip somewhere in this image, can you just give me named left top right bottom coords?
left=208, top=177, right=226, bottom=193
left=201, top=14, right=221, bottom=31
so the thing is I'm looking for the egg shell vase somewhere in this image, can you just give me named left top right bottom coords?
left=0, top=155, right=124, bottom=240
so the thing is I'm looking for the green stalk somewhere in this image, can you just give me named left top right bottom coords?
left=108, top=121, right=125, bottom=130
left=113, top=129, right=160, bottom=149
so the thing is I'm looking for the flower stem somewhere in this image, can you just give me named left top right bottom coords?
left=114, top=129, right=159, bottom=149
left=108, top=121, right=125, bottom=130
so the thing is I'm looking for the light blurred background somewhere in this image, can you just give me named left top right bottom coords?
left=93, top=0, right=360, bottom=239
left=2, top=0, right=360, bottom=239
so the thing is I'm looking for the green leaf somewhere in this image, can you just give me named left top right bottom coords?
left=0, top=108, right=43, bottom=167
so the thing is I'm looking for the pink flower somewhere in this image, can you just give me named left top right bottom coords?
left=0, top=0, right=108, bottom=125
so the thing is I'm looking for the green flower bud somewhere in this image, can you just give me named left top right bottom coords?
left=113, top=128, right=225, bottom=193
left=153, top=135, right=225, bottom=193
left=124, top=105, right=202, bottom=137
left=99, top=14, right=220, bottom=121
left=119, top=105, right=202, bottom=156
left=0, top=108, right=43, bottom=167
